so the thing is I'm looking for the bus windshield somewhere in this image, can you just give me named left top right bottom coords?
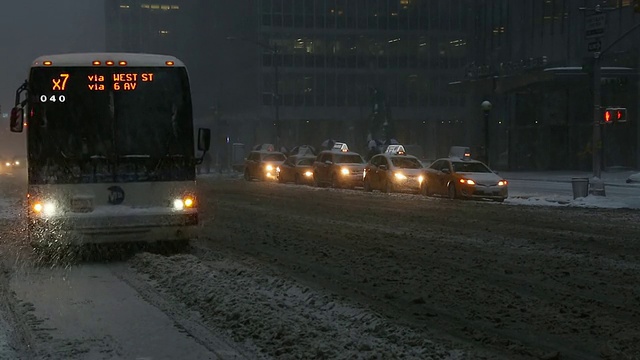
left=27, top=66, right=194, bottom=184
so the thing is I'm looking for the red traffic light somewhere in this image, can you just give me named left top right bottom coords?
left=603, top=107, right=627, bottom=124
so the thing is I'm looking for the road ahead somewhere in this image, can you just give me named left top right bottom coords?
left=198, top=177, right=640, bottom=359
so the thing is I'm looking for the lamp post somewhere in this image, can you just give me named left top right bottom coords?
left=480, top=100, right=492, bottom=166
left=227, top=36, right=280, bottom=149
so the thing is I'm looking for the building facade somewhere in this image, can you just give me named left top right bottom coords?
left=253, top=0, right=474, bottom=157
left=455, top=0, right=640, bottom=171
left=106, top=0, right=479, bottom=159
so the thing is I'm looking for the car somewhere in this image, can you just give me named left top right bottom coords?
left=363, top=145, right=425, bottom=193
left=313, top=144, right=366, bottom=188
left=0, top=157, right=20, bottom=175
left=243, top=150, right=287, bottom=181
left=423, top=155, right=508, bottom=202
left=277, top=155, right=316, bottom=185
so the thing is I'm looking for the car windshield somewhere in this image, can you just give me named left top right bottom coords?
left=391, top=157, right=423, bottom=169
left=297, top=158, right=314, bottom=166
left=452, top=161, right=492, bottom=173
left=262, top=153, right=286, bottom=161
left=335, top=154, right=364, bottom=164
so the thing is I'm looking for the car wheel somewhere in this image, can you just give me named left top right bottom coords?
left=383, top=179, right=394, bottom=194
left=448, top=183, right=457, bottom=200
left=363, top=176, right=373, bottom=192
left=313, top=173, right=323, bottom=187
left=421, top=182, right=430, bottom=196
left=331, top=174, right=340, bottom=189
left=244, top=169, right=251, bottom=181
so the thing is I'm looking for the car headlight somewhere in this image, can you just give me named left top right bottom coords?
left=304, top=171, right=313, bottom=177
left=418, top=175, right=424, bottom=183
left=5, top=162, right=10, bottom=167
left=498, top=180, right=508, bottom=186
left=394, top=172, right=407, bottom=180
left=14, top=161, right=19, bottom=165
left=459, top=179, right=475, bottom=185
left=265, top=164, right=274, bottom=172
left=341, top=168, right=350, bottom=175
left=276, top=166, right=281, bottom=173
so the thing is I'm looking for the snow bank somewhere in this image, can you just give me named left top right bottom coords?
left=131, top=253, right=463, bottom=360
left=627, top=173, right=640, bottom=183
left=0, top=318, right=17, bottom=360
left=507, top=195, right=629, bottom=209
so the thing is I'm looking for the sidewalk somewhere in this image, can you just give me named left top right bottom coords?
left=501, top=171, right=640, bottom=188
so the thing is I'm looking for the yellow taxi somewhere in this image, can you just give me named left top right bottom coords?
left=363, top=145, right=424, bottom=193
left=243, top=149, right=287, bottom=181
left=423, top=155, right=508, bottom=202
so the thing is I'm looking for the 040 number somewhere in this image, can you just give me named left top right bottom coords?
left=40, top=95, right=66, bottom=103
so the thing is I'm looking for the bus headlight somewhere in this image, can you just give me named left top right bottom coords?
left=33, top=201, right=57, bottom=216
left=304, top=171, right=313, bottom=177
left=173, top=199, right=184, bottom=211
left=341, top=168, right=350, bottom=175
left=173, top=196, right=195, bottom=211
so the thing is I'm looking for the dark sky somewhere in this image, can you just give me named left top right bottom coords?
left=0, top=0, right=104, bottom=153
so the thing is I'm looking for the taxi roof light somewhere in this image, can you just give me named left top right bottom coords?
left=332, top=142, right=349, bottom=152
left=385, top=145, right=406, bottom=155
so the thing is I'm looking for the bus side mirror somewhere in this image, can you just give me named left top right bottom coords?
left=10, top=107, right=24, bottom=133
left=197, top=128, right=211, bottom=152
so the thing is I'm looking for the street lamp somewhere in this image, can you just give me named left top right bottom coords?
left=227, top=36, right=280, bottom=149
left=480, top=100, right=492, bottom=166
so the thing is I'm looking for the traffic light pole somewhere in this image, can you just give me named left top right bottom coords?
left=592, top=54, right=602, bottom=180
left=588, top=17, right=640, bottom=194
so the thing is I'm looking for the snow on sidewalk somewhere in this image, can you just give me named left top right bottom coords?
left=131, top=252, right=466, bottom=360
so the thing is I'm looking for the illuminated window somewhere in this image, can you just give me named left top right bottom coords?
left=141, top=3, right=180, bottom=10
left=119, top=5, right=130, bottom=9
left=159, top=30, right=170, bottom=35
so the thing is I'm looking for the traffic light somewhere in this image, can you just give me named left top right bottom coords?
left=604, top=109, right=612, bottom=123
left=603, top=107, right=627, bottom=124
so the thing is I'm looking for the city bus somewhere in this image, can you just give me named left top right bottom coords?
left=9, top=53, right=210, bottom=250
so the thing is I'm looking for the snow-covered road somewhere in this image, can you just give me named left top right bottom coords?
left=0, top=173, right=638, bottom=359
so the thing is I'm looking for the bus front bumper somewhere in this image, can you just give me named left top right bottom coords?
left=29, top=212, right=198, bottom=245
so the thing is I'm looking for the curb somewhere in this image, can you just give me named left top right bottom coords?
left=504, top=177, right=640, bottom=189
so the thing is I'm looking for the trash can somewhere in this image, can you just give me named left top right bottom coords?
left=571, top=177, right=589, bottom=199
